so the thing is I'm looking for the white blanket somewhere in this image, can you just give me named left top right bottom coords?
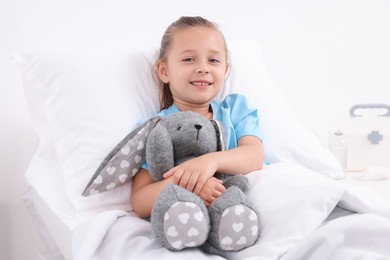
left=72, top=162, right=390, bottom=260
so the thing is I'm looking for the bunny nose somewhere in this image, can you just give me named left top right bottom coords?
left=194, top=124, right=202, bottom=130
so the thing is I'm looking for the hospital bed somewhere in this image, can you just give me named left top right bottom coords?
left=15, top=41, right=390, bottom=260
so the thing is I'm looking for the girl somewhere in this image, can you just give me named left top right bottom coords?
left=131, top=16, right=263, bottom=220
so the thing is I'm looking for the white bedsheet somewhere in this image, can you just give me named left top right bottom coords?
left=72, top=162, right=390, bottom=260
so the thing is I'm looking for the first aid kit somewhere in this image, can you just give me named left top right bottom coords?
left=329, top=104, right=390, bottom=172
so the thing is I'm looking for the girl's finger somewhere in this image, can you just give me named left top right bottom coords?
left=212, top=190, right=222, bottom=198
left=170, top=168, right=185, bottom=184
left=216, top=184, right=226, bottom=193
left=179, top=171, right=191, bottom=189
left=186, top=173, right=200, bottom=192
left=193, top=175, right=208, bottom=195
left=163, top=166, right=177, bottom=178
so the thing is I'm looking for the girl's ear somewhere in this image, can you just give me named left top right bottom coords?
left=224, top=62, right=230, bottom=80
left=156, top=60, right=169, bottom=84
left=225, top=62, right=229, bottom=75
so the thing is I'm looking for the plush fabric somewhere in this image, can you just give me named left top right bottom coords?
left=13, top=40, right=344, bottom=215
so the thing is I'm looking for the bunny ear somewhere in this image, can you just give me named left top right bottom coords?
left=210, top=119, right=226, bottom=151
left=146, top=123, right=175, bottom=182
left=82, top=116, right=161, bottom=196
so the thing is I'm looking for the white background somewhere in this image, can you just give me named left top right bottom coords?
left=1, top=0, right=389, bottom=259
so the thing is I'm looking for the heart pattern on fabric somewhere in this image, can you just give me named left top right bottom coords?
left=137, top=141, right=144, bottom=150
left=187, top=227, right=199, bottom=237
left=119, top=174, right=128, bottom=183
left=171, top=241, right=182, bottom=250
left=218, top=204, right=259, bottom=251
left=120, top=160, right=130, bottom=168
left=185, top=202, right=196, bottom=208
left=184, top=242, right=196, bottom=247
left=179, top=213, right=190, bottom=224
left=235, top=205, right=245, bottom=216
left=251, top=225, right=258, bottom=236
left=106, top=183, right=116, bottom=190
left=82, top=117, right=160, bottom=196
left=121, top=146, right=130, bottom=155
left=89, top=189, right=99, bottom=195
left=135, top=155, right=141, bottom=163
left=93, top=175, right=103, bottom=184
left=106, top=167, right=116, bottom=175
left=221, top=236, right=233, bottom=245
left=163, top=201, right=209, bottom=250
left=233, top=222, right=244, bottom=233
left=167, top=226, right=178, bottom=237
left=236, top=236, right=247, bottom=245
left=194, top=211, right=204, bottom=222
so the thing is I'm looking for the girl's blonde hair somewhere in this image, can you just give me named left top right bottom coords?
left=156, top=16, right=228, bottom=110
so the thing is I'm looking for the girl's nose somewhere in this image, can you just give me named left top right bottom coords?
left=195, top=68, right=210, bottom=74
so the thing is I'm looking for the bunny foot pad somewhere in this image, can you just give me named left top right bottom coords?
left=163, top=202, right=209, bottom=250
left=218, top=204, right=259, bottom=251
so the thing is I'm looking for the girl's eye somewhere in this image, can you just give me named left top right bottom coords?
left=209, top=58, right=220, bottom=63
left=182, top=58, right=194, bottom=62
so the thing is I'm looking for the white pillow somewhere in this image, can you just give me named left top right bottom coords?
left=220, top=40, right=344, bottom=179
left=14, top=40, right=343, bottom=214
left=14, top=50, right=161, bottom=214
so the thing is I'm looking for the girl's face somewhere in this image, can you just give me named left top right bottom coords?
left=157, top=27, right=229, bottom=109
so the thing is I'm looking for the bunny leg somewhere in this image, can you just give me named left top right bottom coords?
left=207, top=186, right=260, bottom=251
left=223, top=175, right=249, bottom=193
left=151, top=184, right=210, bottom=251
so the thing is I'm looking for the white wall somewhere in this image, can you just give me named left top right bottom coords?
left=1, top=0, right=389, bottom=259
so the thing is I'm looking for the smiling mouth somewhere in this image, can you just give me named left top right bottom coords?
left=190, top=81, right=212, bottom=86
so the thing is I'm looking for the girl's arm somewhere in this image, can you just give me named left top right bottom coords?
left=164, top=135, right=263, bottom=195
left=131, top=168, right=177, bottom=218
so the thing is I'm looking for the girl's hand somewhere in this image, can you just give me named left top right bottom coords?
left=163, top=155, right=218, bottom=195
left=198, top=177, right=226, bottom=207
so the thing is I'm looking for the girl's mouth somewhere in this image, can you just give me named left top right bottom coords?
left=190, top=81, right=212, bottom=86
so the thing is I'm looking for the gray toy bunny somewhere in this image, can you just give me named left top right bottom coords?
left=146, top=111, right=260, bottom=251
left=83, top=111, right=260, bottom=251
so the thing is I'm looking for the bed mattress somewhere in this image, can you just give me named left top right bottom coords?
left=24, top=151, right=76, bottom=260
